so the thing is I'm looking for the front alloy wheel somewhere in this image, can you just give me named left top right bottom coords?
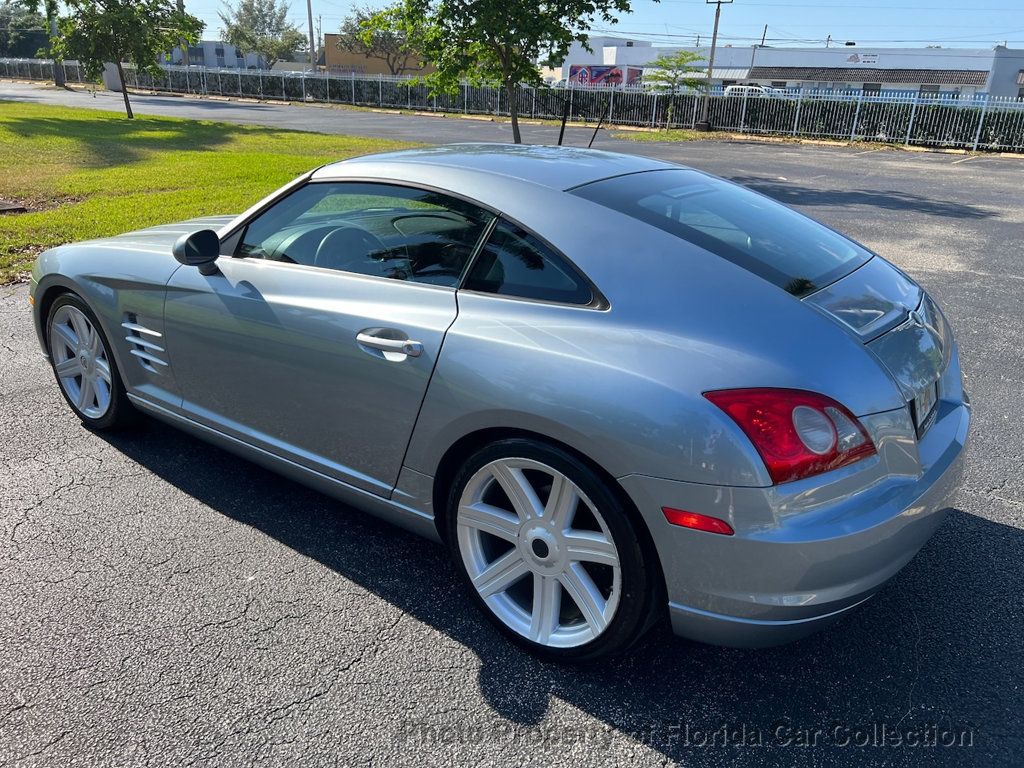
left=448, top=440, right=658, bottom=660
left=46, top=293, right=134, bottom=430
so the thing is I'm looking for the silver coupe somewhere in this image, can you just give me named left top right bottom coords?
left=30, top=144, right=970, bottom=661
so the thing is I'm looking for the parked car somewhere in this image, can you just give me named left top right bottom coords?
left=724, top=84, right=781, bottom=98
left=30, top=145, right=970, bottom=661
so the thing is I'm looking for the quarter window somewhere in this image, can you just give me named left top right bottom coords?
left=463, top=220, right=593, bottom=305
left=237, top=182, right=494, bottom=287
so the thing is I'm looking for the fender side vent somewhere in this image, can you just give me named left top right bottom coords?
left=122, top=314, right=167, bottom=374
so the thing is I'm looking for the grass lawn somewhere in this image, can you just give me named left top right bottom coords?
left=0, top=101, right=418, bottom=282
left=609, top=129, right=705, bottom=143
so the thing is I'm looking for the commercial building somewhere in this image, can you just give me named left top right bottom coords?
left=552, top=37, right=1024, bottom=98
left=321, top=32, right=431, bottom=76
left=168, top=40, right=263, bottom=69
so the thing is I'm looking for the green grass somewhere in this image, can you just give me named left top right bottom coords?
left=609, top=128, right=705, bottom=143
left=0, top=101, right=418, bottom=282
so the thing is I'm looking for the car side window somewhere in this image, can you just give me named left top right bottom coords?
left=236, top=182, right=494, bottom=287
left=463, top=220, right=593, bottom=305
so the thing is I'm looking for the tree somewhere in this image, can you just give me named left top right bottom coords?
left=53, top=0, right=204, bottom=118
left=219, top=0, right=307, bottom=69
left=643, top=49, right=705, bottom=128
left=0, top=1, right=47, bottom=58
left=366, top=0, right=637, bottom=145
left=337, top=4, right=416, bottom=76
left=20, top=0, right=63, bottom=85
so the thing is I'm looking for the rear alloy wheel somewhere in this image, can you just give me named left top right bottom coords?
left=447, top=440, right=658, bottom=661
left=47, top=294, right=134, bottom=430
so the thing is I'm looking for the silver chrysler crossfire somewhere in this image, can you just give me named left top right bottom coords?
left=30, top=145, right=970, bottom=661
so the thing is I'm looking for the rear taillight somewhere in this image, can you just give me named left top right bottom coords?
left=704, top=388, right=876, bottom=485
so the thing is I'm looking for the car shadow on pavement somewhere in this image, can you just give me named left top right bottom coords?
left=98, top=417, right=1016, bottom=765
left=731, top=176, right=997, bottom=220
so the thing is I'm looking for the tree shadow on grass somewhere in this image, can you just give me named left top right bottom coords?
left=96, top=417, right=1018, bottom=766
left=1, top=113, right=299, bottom=170
left=731, top=175, right=997, bottom=220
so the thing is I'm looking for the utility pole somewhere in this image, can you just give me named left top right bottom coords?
left=697, top=0, right=732, bottom=131
left=49, top=11, right=64, bottom=87
left=177, top=0, right=187, bottom=69
left=306, top=0, right=317, bottom=67
left=760, top=24, right=767, bottom=46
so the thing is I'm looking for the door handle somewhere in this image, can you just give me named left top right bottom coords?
left=356, top=330, right=423, bottom=358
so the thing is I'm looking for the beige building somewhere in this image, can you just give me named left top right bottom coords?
left=322, top=33, right=432, bottom=76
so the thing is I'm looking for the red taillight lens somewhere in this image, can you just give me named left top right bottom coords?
left=662, top=507, right=735, bottom=535
left=704, top=388, right=876, bottom=485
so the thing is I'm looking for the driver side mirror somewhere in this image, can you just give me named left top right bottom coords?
left=172, top=229, right=221, bottom=275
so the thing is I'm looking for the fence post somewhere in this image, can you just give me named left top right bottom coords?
left=496, top=86, right=501, bottom=116
left=792, top=87, right=803, bottom=135
left=850, top=90, right=864, bottom=141
left=408, top=79, right=412, bottom=110
left=301, top=72, right=306, bottom=101
left=691, top=94, right=698, bottom=129
left=532, top=87, right=536, bottom=119
left=463, top=82, right=468, bottom=113
left=740, top=90, right=749, bottom=132
left=258, top=70, right=262, bottom=99
left=281, top=73, right=285, bottom=100
left=650, top=95, right=657, bottom=127
left=904, top=96, right=919, bottom=145
left=185, top=66, right=190, bottom=93
left=377, top=74, right=382, bottom=106
left=608, top=88, right=615, bottom=124
left=238, top=69, right=242, bottom=97
left=433, top=92, right=437, bottom=112
left=351, top=71, right=355, bottom=104
left=569, top=83, right=574, bottom=121
left=971, top=95, right=991, bottom=151
left=326, top=72, right=330, bottom=103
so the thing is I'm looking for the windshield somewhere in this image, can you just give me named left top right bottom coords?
left=571, top=169, right=872, bottom=297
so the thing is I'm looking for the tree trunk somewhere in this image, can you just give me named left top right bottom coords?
left=48, top=13, right=65, bottom=87
left=505, top=79, right=521, bottom=144
left=115, top=61, right=134, bottom=119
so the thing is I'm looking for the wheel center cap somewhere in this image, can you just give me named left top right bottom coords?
left=78, top=350, right=92, bottom=372
left=521, top=525, right=561, bottom=570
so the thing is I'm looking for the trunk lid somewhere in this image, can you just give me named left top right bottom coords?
left=805, top=257, right=952, bottom=419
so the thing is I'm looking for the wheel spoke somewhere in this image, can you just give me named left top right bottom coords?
left=94, top=357, right=112, bottom=385
left=559, top=562, right=610, bottom=636
left=472, top=549, right=529, bottom=599
left=529, top=574, right=562, bottom=644
left=52, top=321, right=78, bottom=352
left=77, top=374, right=95, bottom=411
left=68, top=310, right=91, bottom=349
left=489, top=463, right=543, bottom=521
left=87, top=323, right=101, bottom=356
left=54, top=357, right=83, bottom=379
left=544, top=473, right=579, bottom=528
left=93, top=377, right=111, bottom=412
left=459, top=501, right=520, bottom=543
left=564, top=530, right=619, bottom=567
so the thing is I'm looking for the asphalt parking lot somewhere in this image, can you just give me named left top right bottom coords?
left=2, top=84, right=1024, bottom=766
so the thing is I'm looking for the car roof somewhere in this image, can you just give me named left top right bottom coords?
left=311, top=143, right=678, bottom=191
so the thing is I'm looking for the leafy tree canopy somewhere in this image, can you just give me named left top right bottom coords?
left=365, top=0, right=644, bottom=143
left=643, top=49, right=705, bottom=94
left=219, top=0, right=307, bottom=68
left=53, top=0, right=204, bottom=117
left=337, top=4, right=417, bottom=76
left=0, top=1, right=47, bottom=58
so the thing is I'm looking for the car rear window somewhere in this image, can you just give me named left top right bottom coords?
left=571, top=169, right=871, bottom=297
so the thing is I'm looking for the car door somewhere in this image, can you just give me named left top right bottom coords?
left=162, top=180, right=495, bottom=497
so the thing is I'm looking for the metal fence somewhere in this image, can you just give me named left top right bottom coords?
left=4, top=57, right=1024, bottom=152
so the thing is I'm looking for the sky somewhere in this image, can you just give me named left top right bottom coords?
left=185, top=0, right=1024, bottom=50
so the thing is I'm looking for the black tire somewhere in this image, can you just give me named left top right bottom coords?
left=445, top=438, right=660, bottom=662
left=46, top=293, right=136, bottom=431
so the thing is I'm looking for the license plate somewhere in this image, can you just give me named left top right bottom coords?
left=912, top=381, right=939, bottom=436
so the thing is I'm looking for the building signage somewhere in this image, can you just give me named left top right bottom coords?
left=568, top=65, right=643, bottom=86
left=846, top=53, right=879, bottom=65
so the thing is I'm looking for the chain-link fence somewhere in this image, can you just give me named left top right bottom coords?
left=4, top=58, right=1023, bottom=152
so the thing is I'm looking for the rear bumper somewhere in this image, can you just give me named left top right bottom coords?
left=620, top=399, right=969, bottom=648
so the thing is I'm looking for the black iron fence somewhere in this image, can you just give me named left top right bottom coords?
left=4, top=58, right=1023, bottom=152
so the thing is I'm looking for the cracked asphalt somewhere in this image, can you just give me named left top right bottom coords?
left=1, top=84, right=1024, bottom=766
